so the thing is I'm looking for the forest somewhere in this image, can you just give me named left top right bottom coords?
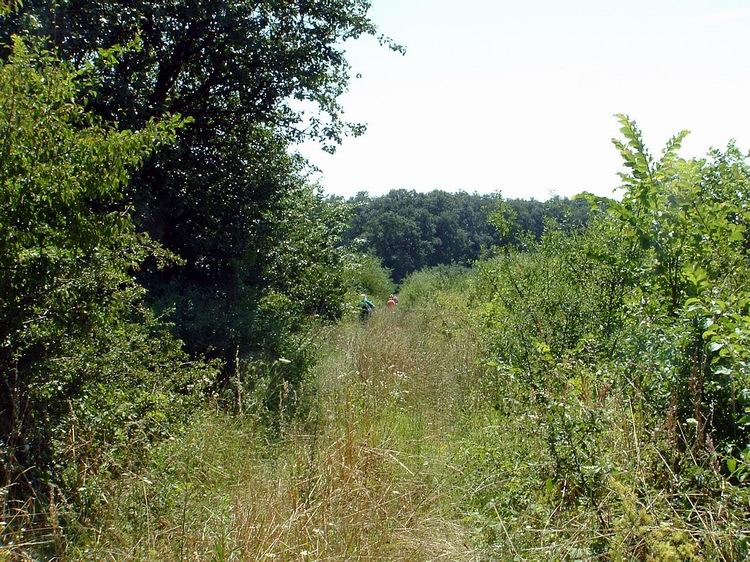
left=2, top=1, right=750, bottom=560
left=342, top=190, right=590, bottom=281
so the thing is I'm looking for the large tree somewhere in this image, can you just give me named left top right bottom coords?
left=2, top=0, right=398, bottom=368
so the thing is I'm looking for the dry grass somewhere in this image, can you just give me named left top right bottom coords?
left=221, top=310, right=478, bottom=561
left=1, top=482, right=70, bottom=560
left=48, top=308, right=481, bottom=561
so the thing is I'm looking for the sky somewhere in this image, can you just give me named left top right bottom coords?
left=298, top=0, right=750, bottom=200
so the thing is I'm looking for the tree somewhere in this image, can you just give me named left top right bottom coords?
left=2, top=0, right=399, bottom=374
left=344, top=189, right=591, bottom=282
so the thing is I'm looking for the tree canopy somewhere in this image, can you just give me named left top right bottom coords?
left=344, top=189, right=590, bottom=281
left=2, top=0, right=397, bottom=370
left=0, top=0, right=392, bottom=511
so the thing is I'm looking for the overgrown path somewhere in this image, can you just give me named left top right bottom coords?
left=265, top=309, right=481, bottom=560
left=79, top=309, right=483, bottom=561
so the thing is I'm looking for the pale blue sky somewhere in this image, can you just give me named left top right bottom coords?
left=300, top=0, right=750, bottom=200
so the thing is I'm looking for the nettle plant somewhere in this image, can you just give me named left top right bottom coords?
left=611, top=115, right=750, bottom=468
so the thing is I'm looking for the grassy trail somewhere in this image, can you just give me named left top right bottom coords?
left=76, top=309, right=483, bottom=561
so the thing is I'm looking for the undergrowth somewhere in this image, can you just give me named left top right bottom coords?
left=5, top=264, right=750, bottom=560
left=11, top=308, right=480, bottom=561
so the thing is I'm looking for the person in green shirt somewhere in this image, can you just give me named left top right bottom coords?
left=358, top=294, right=375, bottom=320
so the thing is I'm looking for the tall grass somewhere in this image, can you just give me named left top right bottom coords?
left=35, top=308, right=481, bottom=561
left=452, top=371, right=750, bottom=560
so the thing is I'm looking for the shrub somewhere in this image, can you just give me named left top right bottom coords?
left=398, top=264, right=473, bottom=310
left=0, top=39, right=216, bottom=523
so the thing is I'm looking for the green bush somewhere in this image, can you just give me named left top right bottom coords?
left=470, top=117, right=750, bottom=557
left=0, top=39, right=216, bottom=517
left=343, top=252, right=395, bottom=303
left=398, top=264, right=473, bottom=309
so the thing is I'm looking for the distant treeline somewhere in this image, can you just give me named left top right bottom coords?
left=340, top=189, right=592, bottom=281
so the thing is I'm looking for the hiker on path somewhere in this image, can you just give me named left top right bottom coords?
left=386, top=295, right=397, bottom=311
left=359, top=294, right=375, bottom=320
